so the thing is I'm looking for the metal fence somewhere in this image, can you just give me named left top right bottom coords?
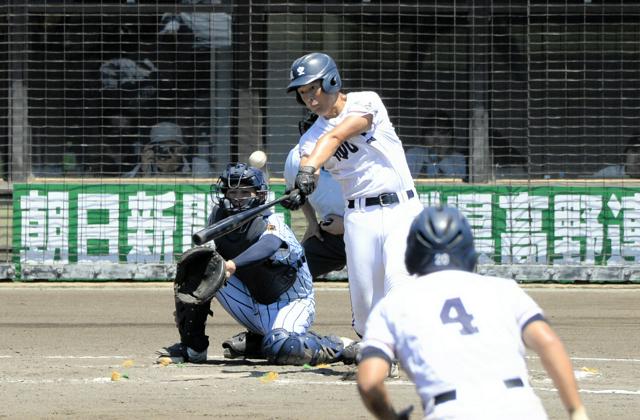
left=2, top=1, right=640, bottom=282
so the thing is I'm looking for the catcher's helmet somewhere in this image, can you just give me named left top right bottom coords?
left=298, top=111, right=319, bottom=135
left=213, top=163, right=268, bottom=213
left=405, top=205, right=478, bottom=276
left=287, top=52, right=342, bottom=96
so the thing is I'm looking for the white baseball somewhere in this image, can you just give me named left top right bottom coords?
left=249, top=150, right=267, bottom=169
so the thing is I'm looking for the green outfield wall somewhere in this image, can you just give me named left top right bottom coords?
left=10, top=183, right=640, bottom=282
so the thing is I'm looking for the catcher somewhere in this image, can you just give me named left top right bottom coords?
left=158, top=163, right=351, bottom=365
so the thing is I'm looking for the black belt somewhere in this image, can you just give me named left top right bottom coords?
left=347, top=190, right=415, bottom=209
left=434, top=390, right=457, bottom=406
left=434, top=377, right=524, bottom=406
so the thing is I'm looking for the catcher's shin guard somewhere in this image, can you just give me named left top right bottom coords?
left=174, top=299, right=212, bottom=353
left=262, top=328, right=348, bottom=366
left=222, top=331, right=265, bottom=359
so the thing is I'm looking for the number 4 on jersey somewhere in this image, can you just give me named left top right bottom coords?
left=440, top=297, right=479, bottom=335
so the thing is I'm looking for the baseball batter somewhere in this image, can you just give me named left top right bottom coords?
left=159, top=163, right=350, bottom=366
left=357, top=206, right=590, bottom=420
left=285, top=52, right=424, bottom=338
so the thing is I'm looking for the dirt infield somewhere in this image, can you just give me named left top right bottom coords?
left=0, top=283, right=638, bottom=419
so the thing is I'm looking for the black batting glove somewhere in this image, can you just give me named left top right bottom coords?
left=281, top=189, right=306, bottom=211
left=295, top=166, right=317, bottom=196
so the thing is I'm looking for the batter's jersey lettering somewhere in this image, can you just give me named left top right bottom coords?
left=333, top=141, right=359, bottom=161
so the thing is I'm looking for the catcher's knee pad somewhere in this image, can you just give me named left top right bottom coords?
left=174, top=299, right=212, bottom=353
left=262, top=328, right=345, bottom=366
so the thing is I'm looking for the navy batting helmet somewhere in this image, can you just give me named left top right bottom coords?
left=213, top=163, right=268, bottom=213
left=287, top=52, right=342, bottom=96
left=405, top=205, right=478, bottom=276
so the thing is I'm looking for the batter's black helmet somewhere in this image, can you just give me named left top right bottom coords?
left=405, top=205, right=478, bottom=276
left=213, top=163, right=268, bottom=213
left=287, top=52, right=342, bottom=95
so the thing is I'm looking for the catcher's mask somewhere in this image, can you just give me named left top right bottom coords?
left=298, top=111, right=319, bottom=135
left=405, top=205, right=478, bottom=276
left=212, top=163, right=268, bottom=214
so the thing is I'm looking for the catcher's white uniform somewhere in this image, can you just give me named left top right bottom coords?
left=362, top=269, right=548, bottom=419
left=299, top=91, right=423, bottom=335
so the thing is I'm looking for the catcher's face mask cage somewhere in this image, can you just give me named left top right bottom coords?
left=212, top=163, right=268, bottom=213
left=298, top=111, right=319, bottom=135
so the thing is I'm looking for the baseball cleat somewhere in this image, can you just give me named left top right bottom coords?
left=388, top=360, right=400, bottom=378
left=156, top=342, right=187, bottom=364
left=340, top=337, right=354, bottom=348
left=156, top=342, right=207, bottom=364
left=186, top=346, right=207, bottom=363
left=341, top=340, right=362, bottom=365
left=222, top=331, right=265, bottom=359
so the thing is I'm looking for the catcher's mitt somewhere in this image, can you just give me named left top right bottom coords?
left=174, top=247, right=226, bottom=305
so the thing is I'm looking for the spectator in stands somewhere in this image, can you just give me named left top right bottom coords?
left=91, top=112, right=140, bottom=176
left=125, top=121, right=194, bottom=177
left=405, top=111, right=467, bottom=180
left=99, top=55, right=159, bottom=117
left=591, top=136, right=640, bottom=178
left=159, top=4, right=231, bottom=51
left=626, top=140, right=640, bottom=178
left=490, top=129, right=528, bottom=179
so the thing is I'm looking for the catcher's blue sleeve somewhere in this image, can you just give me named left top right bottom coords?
left=232, top=235, right=284, bottom=267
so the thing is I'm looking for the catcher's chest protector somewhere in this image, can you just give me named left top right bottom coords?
left=214, top=213, right=267, bottom=260
left=235, top=261, right=298, bottom=305
left=213, top=209, right=297, bottom=304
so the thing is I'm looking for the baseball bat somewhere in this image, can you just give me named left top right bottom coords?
left=191, top=190, right=297, bottom=245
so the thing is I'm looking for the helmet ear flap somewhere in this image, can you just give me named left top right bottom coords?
left=321, top=69, right=342, bottom=94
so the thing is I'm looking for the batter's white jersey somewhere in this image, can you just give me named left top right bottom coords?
left=362, top=270, right=548, bottom=419
left=298, top=91, right=415, bottom=199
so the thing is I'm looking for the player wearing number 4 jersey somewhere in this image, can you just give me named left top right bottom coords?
left=357, top=206, right=590, bottom=420
left=284, top=52, right=423, bottom=340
